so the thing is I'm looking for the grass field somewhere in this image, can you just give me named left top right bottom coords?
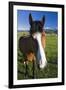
left=17, top=32, right=58, bottom=80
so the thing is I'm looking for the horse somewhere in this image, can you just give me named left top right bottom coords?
left=19, top=13, right=47, bottom=78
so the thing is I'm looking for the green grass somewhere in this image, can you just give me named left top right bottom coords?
left=17, top=32, right=58, bottom=80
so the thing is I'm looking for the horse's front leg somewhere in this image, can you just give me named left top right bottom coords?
left=24, top=60, right=28, bottom=78
left=32, top=55, right=37, bottom=79
left=32, top=60, right=35, bottom=78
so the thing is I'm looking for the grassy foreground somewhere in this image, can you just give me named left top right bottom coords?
left=17, top=32, right=58, bottom=80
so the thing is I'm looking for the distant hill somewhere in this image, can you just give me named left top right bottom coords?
left=18, top=29, right=57, bottom=34
left=45, top=29, right=57, bottom=34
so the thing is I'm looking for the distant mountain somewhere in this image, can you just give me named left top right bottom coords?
left=17, top=30, right=29, bottom=32
left=45, top=29, right=57, bottom=34
left=18, top=29, right=57, bottom=34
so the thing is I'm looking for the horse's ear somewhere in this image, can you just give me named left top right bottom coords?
left=41, top=16, right=45, bottom=26
left=29, top=13, right=33, bottom=25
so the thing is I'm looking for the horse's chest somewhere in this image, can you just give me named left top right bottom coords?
left=19, top=36, right=38, bottom=55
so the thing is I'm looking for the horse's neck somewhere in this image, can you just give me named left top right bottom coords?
left=35, top=33, right=45, bottom=58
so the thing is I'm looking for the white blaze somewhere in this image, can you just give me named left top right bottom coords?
left=33, top=32, right=47, bottom=69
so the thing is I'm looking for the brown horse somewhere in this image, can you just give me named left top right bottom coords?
left=19, top=13, right=47, bottom=78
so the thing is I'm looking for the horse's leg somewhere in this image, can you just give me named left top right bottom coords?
left=32, top=56, right=38, bottom=78
left=32, top=60, right=35, bottom=78
left=25, top=61, right=28, bottom=78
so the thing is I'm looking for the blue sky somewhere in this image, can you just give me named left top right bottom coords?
left=17, top=10, right=58, bottom=31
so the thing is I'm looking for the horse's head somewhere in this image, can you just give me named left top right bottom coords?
left=29, top=13, right=47, bottom=69
left=29, top=13, right=45, bottom=35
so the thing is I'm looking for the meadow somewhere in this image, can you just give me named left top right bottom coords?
left=17, top=31, right=58, bottom=80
